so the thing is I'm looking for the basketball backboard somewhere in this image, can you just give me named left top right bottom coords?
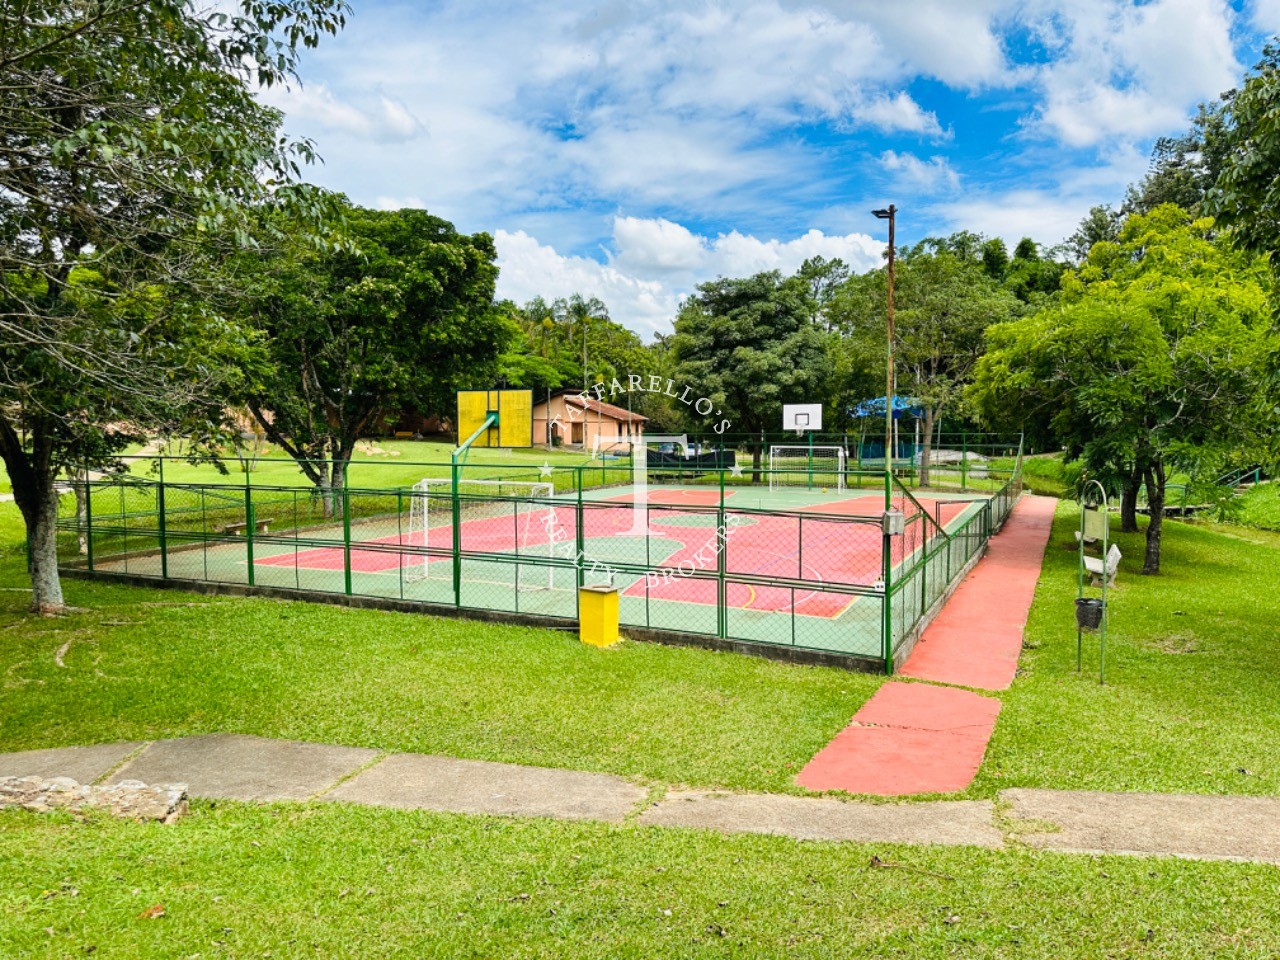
left=782, top=403, right=823, bottom=433
left=457, top=389, right=533, bottom=448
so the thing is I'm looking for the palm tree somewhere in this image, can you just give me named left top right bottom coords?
left=554, top=294, right=609, bottom=391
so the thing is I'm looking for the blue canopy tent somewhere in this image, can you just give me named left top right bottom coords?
left=849, top=396, right=923, bottom=462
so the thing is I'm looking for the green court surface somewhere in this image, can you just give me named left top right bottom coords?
left=80, top=481, right=990, bottom=661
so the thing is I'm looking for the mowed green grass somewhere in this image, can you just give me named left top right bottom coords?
left=0, top=508, right=878, bottom=793
left=114, top=438, right=594, bottom=488
left=1236, top=480, right=1280, bottom=531
left=4, top=802, right=1280, bottom=959
left=976, top=501, right=1280, bottom=796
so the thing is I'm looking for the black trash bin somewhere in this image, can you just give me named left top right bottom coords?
left=1075, top=597, right=1105, bottom=631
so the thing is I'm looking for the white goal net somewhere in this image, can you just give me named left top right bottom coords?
left=405, top=478, right=558, bottom=589
left=768, top=445, right=847, bottom=491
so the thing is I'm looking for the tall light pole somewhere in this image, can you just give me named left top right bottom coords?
left=872, top=205, right=896, bottom=508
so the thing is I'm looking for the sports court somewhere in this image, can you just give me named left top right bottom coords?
left=60, top=391, right=1023, bottom=669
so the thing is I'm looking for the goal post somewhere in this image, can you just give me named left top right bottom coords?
left=405, top=477, right=558, bottom=589
left=768, top=445, right=847, bottom=491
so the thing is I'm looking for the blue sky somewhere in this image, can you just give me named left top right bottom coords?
left=261, top=0, right=1279, bottom=335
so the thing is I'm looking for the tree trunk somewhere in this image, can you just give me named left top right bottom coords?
left=1119, top=465, right=1141, bottom=533
left=0, top=419, right=68, bottom=614
left=919, top=405, right=934, bottom=488
left=25, top=481, right=66, bottom=614
left=1142, top=461, right=1165, bottom=575
left=74, top=467, right=89, bottom=555
left=327, top=458, right=345, bottom=520
left=752, top=444, right=763, bottom=485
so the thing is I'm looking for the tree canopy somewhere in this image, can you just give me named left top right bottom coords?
left=0, top=0, right=347, bottom=612
left=972, top=206, right=1279, bottom=572
left=672, top=271, right=827, bottom=474
left=234, top=204, right=511, bottom=510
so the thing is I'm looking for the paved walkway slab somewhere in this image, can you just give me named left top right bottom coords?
left=642, top=790, right=1003, bottom=848
left=1003, top=789, right=1280, bottom=863
left=796, top=682, right=1001, bottom=796
left=108, top=734, right=377, bottom=802
left=325, top=753, right=647, bottom=822
left=0, top=741, right=145, bottom=783
left=898, top=494, right=1057, bottom=691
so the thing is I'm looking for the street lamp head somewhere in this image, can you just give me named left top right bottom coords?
left=872, top=208, right=893, bottom=220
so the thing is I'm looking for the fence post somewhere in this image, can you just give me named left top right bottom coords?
left=342, top=460, right=352, bottom=597
left=157, top=459, right=168, bottom=580
left=882, top=529, right=893, bottom=675
left=575, top=466, right=585, bottom=590
left=451, top=458, right=462, bottom=608
left=717, top=468, right=727, bottom=639
left=245, top=480, right=255, bottom=588
left=961, top=433, right=968, bottom=491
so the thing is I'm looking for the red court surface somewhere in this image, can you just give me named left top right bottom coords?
left=254, top=491, right=974, bottom=619
left=795, top=495, right=1056, bottom=796
left=897, top=494, right=1057, bottom=690
left=795, top=682, right=1001, bottom=795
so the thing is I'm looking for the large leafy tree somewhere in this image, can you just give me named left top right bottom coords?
left=672, top=271, right=826, bottom=478
left=0, top=0, right=347, bottom=613
left=829, top=237, right=1022, bottom=484
left=971, top=206, right=1279, bottom=573
left=1211, top=44, right=1280, bottom=263
left=235, top=205, right=513, bottom=513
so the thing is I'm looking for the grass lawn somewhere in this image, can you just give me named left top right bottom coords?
left=0, top=509, right=879, bottom=794
left=5, top=493, right=1280, bottom=798
left=1235, top=480, right=1280, bottom=531
left=977, top=501, right=1280, bottom=796
left=0, top=439, right=609, bottom=499
left=115, top=438, right=597, bottom=489
left=4, top=802, right=1280, bottom=959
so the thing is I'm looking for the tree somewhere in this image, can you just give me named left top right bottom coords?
left=1129, top=101, right=1229, bottom=216
left=829, top=238, right=1021, bottom=484
left=672, top=272, right=827, bottom=478
left=1210, top=44, right=1280, bottom=263
left=1002, top=238, right=1066, bottom=304
left=981, top=238, right=1009, bottom=280
left=796, top=256, right=850, bottom=329
left=234, top=205, right=512, bottom=514
left=553, top=294, right=609, bottom=392
left=971, top=206, right=1279, bottom=573
left=0, top=0, right=347, bottom=613
left=1064, top=205, right=1123, bottom=264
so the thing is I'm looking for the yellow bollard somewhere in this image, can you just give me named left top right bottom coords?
left=579, top=584, right=620, bottom=647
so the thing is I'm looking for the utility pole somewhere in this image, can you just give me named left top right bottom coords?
left=873, top=204, right=896, bottom=509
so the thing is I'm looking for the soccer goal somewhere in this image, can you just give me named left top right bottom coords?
left=768, top=445, right=847, bottom=491
left=405, top=478, right=558, bottom=589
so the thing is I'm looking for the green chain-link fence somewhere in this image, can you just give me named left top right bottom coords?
left=57, top=445, right=1022, bottom=671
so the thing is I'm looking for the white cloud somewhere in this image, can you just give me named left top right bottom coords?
left=496, top=218, right=883, bottom=336
left=261, top=83, right=425, bottom=143
left=495, top=229, right=681, bottom=335
left=1252, top=0, right=1280, bottom=33
left=931, top=190, right=1091, bottom=250
left=1027, top=0, right=1240, bottom=147
left=824, top=0, right=1018, bottom=88
left=880, top=151, right=961, bottom=193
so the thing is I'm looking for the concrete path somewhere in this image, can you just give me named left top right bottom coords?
left=4, top=736, right=1280, bottom=865
left=795, top=495, right=1057, bottom=796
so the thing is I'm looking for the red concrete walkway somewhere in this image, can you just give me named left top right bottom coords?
left=795, top=495, right=1057, bottom=796
left=898, top=494, right=1057, bottom=691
